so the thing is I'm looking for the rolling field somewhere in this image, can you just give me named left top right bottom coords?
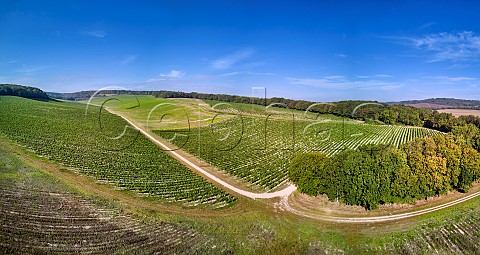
left=1, top=95, right=479, bottom=254
left=157, top=115, right=443, bottom=190
left=362, top=201, right=480, bottom=254
left=202, top=99, right=339, bottom=118
left=89, top=95, right=441, bottom=191
left=2, top=136, right=479, bottom=254
left=0, top=96, right=235, bottom=208
left=86, top=95, right=234, bottom=130
left=438, top=109, right=480, bottom=118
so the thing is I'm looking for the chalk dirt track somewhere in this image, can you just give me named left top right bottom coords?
left=113, top=109, right=480, bottom=223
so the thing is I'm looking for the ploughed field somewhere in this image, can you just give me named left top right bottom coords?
left=0, top=96, right=235, bottom=208
left=438, top=109, right=480, bottom=118
left=0, top=141, right=230, bottom=254
left=156, top=114, right=443, bottom=191
left=364, top=206, right=480, bottom=254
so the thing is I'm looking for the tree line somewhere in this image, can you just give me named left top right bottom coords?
left=46, top=88, right=480, bottom=132
left=288, top=129, right=480, bottom=210
left=0, top=84, right=49, bottom=100
left=152, top=90, right=480, bottom=133
left=396, top=98, right=480, bottom=109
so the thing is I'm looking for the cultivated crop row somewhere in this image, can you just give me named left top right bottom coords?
left=0, top=96, right=235, bottom=207
left=362, top=206, right=480, bottom=254
left=158, top=116, right=443, bottom=191
left=0, top=182, right=230, bottom=254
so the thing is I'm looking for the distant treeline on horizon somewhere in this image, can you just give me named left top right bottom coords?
left=0, top=84, right=49, bottom=100
left=2, top=84, right=479, bottom=134
left=47, top=89, right=480, bottom=108
left=44, top=88, right=480, bottom=132
left=396, top=98, right=480, bottom=108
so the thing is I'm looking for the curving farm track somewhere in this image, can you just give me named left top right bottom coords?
left=115, top=111, right=298, bottom=199
left=114, top=110, right=480, bottom=223
left=280, top=191, right=480, bottom=223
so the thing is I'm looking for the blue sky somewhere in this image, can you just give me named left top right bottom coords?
left=1, top=0, right=480, bottom=102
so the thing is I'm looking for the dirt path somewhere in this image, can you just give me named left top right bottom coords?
left=115, top=112, right=298, bottom=199
left=280, top=190, right=480, bottom=223
left=112, top=109, right=480, bottom=223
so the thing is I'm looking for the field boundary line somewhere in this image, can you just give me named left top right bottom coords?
left=281, top=189, right=480, bottom=223
left=113, top=111, right=297, bottom=199
left=112, top=109, right=480, bottom=222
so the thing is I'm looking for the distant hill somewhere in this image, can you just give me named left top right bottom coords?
left=0, top=84, right=49, bottom=100
left=47, top=90, right=157, bottom=101
left=403, top=103, right=452, bottom=109
left=393, top=98, right=480, bottom=109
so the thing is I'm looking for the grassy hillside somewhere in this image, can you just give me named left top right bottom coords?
left=86, top=95, right=234, bottom=130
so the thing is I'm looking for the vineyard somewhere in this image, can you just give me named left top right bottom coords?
left=0, top=95, right=478, bottom=254
left=364, top=206, right=480, bottom=254
left=0, top=143, right=230, bottom=254
left=0, top=96, right=236, bottom=208
left=157, top=115, right=443, bottom=191
left=202, top=99, right=326, bottom=118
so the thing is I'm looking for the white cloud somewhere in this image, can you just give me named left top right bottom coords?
left=211, top=48, right=254, bottom=70
left=430, top=76, right=476, bottom=82
left=287, top=76, right=403, bottom=91
left=288, top=78, right=337, bottom=88
left=249, top=72, right=276, bottom=76
left=374, top=74, right=393, bottom=78
left=412, top=31, right=480, bottom=62
left=221, top=71, right=241, bottom=77
left=334, top=53, right=348, bottom=58
left=145, top=77, right=164, bottom=82
left=160, top=70, right=184, bottom=78
left=324, top=75, right=346, bottom=80
left=356, top=74, right=393, bottom=79
left=79, top=29, right=106, bottom=38
left=15, top=65, right=48, bottom=74
left=146, top=70, right=184, bottom=82
left=120, top=55, right=137, bottom=65
left=418, top=21, right=437, bottom=30
left=221, top=71, right=276, bottom=77
left=421, top=76, right=478, bottom=86
left=0, top=76, right=39, bottom=85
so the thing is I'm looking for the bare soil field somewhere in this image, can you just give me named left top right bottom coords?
left=438, top=109, right=480, bottom=117
left=0, top=140, right=230, bottom=254
left=407, top=103, right=451, bottom=109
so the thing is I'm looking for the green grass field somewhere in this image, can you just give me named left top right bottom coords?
left=202, top=99, right=344, bottom=119
left=86, top=95, right=233, bottom=130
